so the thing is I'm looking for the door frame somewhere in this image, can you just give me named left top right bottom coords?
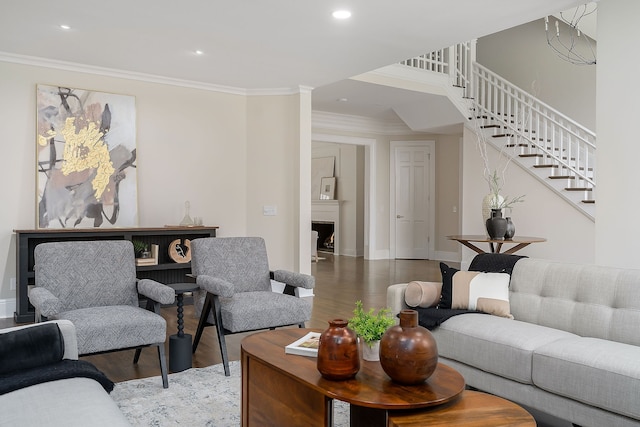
left=312, top=132, right=377, bottom=260
left=389, top=140, right=436, bottom=259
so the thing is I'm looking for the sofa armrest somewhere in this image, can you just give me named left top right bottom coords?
left=387, top=283, right=411, bottom=320
left=0, top=319, right=78, bottom=360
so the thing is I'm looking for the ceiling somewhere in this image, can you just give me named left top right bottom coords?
left=0, top=0, right=584, bottom=130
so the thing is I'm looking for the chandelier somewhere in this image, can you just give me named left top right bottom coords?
left=545, top=3, right=597, bottom=66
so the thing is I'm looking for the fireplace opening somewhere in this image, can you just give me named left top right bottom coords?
left=312, top=221, right=335, bottom=253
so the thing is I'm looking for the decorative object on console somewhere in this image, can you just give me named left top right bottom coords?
left=317, top=319, right=359, bottom=380
left=348, top=300, right=395, bottom=361
left=36, top=85, right=138, bottom=229
left=380, top=309, right=438, bottom=385
left=179, top=201, right=194, bottom=226
left=320, top=177, right=336, bottom=200
left=132, top=240, right=150, bottom=258
left=438, top=262, right=513, bottom=319
left=135, top=244, right=159, bottom=266
left=486, top=208, right=508, bottom=240
left=168, top=238, right=191, bottom=263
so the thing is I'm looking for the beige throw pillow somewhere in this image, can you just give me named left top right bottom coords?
left=405, top=281, right=442, bottom=308
left=449, top=271, right=513, bottom=319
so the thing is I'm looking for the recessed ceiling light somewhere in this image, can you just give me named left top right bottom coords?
left=337, top=98, right=349, bottom=102
left=332, top=10, right=351, bottom=20
left=194, top=50, right=204, bottom=55
left=59, top=24, right=71, bottom=30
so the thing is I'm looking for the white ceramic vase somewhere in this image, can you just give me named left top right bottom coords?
left=361, top=339, right=380, bottom=361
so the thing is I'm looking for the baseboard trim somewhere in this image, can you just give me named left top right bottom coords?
left=0, top=298, right=16, bottom=319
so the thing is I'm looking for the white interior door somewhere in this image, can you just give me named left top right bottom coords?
left=394, top=144, right=431, bottom=259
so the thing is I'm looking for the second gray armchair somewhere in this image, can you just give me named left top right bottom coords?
left=190, top=237, right=315, bottom=375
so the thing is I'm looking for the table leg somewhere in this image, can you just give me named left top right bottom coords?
left=169, top=294, right=192, bottom=372
left=350, top=405, right=388, bottom=427
left=457, top=240, right=486, bottom=254
left=503, top=243, right=531, bottom=254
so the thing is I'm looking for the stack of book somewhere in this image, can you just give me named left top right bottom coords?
left=285, top=332, right=321, bottom=357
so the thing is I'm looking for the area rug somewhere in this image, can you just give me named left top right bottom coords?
left=111, top=361, right=350, bottom=426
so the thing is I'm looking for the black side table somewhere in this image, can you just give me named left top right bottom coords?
left=168, top=282, right=200, bottom=372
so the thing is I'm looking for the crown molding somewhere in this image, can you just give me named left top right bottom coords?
left=0, top=51, right=308, bottom=97
left=312, top=111, right=418, bottom=135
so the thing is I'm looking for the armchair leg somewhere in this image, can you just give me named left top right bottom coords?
left=211, top=294, right=230, bottom=377
left=157, top=343, right=169, bottom=388
left=298, top=322, right=305, bottom=328
left=133, top=348, right=142, bottom=364
left=193, top=292, right=213, bottom=354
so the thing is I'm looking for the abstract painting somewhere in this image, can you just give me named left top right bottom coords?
left=36, top=85, right=138, bottom=228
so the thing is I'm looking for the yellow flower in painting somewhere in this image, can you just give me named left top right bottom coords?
left=60, top=117, right=115, bottom=201
left=37, top=129, right=56, bottom=146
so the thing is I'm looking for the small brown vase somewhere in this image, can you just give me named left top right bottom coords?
left=317, top=319, right=360, bottom=381
left=379, top=309, right=438, bottom=385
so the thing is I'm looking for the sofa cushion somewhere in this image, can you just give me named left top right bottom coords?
left=405, top=281, right=442, bottom=308
left=533, top=337, right=640, bottom=420
left=438, top=263, right=512, bottom=318
left=432, top=313, right=578, bottom=384
left=56, top=305, right=166, bottom=354
left=0, top=378, right=130, bottom=427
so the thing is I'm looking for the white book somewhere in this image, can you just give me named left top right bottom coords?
left=285, top=332, right=321, bottom=357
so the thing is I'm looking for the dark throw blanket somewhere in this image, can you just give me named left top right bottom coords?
left=0, top=359, right=115, bottom=396
left=413, top=308, right=485, bottom=330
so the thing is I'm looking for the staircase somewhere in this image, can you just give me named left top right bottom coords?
left=398, top=43, right=596, bottom=221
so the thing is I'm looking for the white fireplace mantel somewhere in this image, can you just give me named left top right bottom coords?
left=311, top=200, right=341, bottom=255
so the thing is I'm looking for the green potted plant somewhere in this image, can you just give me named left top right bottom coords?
left=348, top=300, right=395, bottom=361
left=132, top=240, right=150, bottom=258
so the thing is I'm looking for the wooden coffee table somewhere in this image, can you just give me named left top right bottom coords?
left=241, top=328, right=466, bottom=427
left=388, top=389, right=535, bottom=426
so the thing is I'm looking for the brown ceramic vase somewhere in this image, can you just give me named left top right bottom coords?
left=379, top=309, right=438, bottom=385
left=317, top=319, right=360, bottom=381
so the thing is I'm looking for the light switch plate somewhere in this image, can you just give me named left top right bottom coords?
left=263, top=205, right=277, bottom=216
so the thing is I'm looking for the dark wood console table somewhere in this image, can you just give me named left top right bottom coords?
left=13, top=226, right=218, bottom=323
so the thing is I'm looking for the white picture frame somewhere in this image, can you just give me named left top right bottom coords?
left=320, top=177, right=336, bottom=200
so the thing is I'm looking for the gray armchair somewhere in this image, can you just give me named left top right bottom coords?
left=29, top=240, right=175, bottom=388
left=190, top=237, right=315, bottom=376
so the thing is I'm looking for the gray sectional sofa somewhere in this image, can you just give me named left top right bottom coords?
left=0, top=320, right=130, bottom=427
left=387, top=257, right=640, bottom=427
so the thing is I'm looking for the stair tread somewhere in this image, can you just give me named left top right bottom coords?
left=582, top=200, right=595, bottom=204
left=549, top=175, right=576, bottom=179
left=565, top=187, right=593, bottom=191
left=533, top=165, right=559, bottom=168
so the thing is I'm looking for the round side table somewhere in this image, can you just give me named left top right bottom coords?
left=168, top=282, right=200, bottom=372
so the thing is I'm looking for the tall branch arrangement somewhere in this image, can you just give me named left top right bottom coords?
left=471, top=100, right=529, bottom=211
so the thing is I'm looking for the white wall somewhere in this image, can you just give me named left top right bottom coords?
left=477, top=18, right=596, bottom=131
left=461, top=126, right=595, bottom=267
left=595, top=0, right=640, bottom=268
